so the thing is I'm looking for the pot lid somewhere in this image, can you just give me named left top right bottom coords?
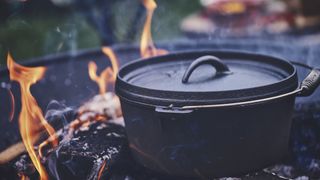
left=116, top=51, right=298, bottom=106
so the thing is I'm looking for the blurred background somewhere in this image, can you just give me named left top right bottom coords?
left=0, top=0, right=320, bottom=65
left=0, top=0, right=201, bottom=65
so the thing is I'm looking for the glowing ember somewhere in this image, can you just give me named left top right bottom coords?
left=88, top=47, right=119, bottom=94
left=7, top=53, right=58, bottom=180
left=140, top=0, right=168, bottom=58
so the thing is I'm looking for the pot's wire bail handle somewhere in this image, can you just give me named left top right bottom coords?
left=182, top=55, right=231, bottom=84
left=299, top=68, right=320, bottom=96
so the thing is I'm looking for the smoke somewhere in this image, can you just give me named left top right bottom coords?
left=45, top=100, right=77, bottom=131
left=43, top=22, right=79, bottom=56
left=43, top=100, right=77, bottom=180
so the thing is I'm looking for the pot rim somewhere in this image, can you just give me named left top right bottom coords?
left=116, top=50, right=298, bottom=107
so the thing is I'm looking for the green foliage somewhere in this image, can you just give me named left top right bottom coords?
left=0, top=0, right=201, bottom=65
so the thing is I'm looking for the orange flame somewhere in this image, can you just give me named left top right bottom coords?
left=88, top=61, right=111, bottom=94
left=101, top=47, right=119, bottom=81
left=88, top=47, right=119, bottom=94
left=19, top=173, right=28, bottom=180
left=7, top=53, right=58, bottom=180
left=7, top=88, right=15, bottom=122
left=97, top=161, right=107, bottom=180
left=140, top=0, right=168, bottom=58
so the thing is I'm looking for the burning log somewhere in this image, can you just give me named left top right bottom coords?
left=19, top=92, right=123, bottom=177
left=42, top=93, right=125, bottom=179
left=0, top=93, right=121, bottom=164
left=0, top=142, right=27, bottom=165
left=45, top=120, right=128, bottom=179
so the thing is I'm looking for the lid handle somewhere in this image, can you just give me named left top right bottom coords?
left=182, top=55, right=231, bottom=84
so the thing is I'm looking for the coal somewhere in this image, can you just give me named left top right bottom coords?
left=13, top=154, right=39, bottom=180
left=45, top=121, right=129, bottom=179
left=0, top=153, right=38, bottom=180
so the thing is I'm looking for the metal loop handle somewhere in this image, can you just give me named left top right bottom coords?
left=290, top=61, right=320, bottom=97
left=182, top=55, right=231, bottom=84
left=298, top=68, right=320, bottom=96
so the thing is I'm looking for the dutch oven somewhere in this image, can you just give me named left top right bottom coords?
left=115, top=50, right=320, bottom=178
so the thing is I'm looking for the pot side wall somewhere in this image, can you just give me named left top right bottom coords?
left=120, top=96, right=296, bottom=178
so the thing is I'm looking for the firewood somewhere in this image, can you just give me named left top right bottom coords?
left=0, top=142, right=26, bottom=164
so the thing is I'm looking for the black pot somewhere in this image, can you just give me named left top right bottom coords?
left=115, top=50, right=320, bottom=178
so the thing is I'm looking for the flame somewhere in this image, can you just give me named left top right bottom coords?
left=19, top=174, right=28, bottom=180
left=88, top=61, right=112, bottom=94
left=102, top=47, right=119, bottom=81
left=7, top=88, right=15, bottom=122
left=140, top=0, right=168, bottom=58
left=7, top=53, right=58, bottom=180
left=88, top=47, right=119, bottom=94
left=97, top=161, right=107, bottom=180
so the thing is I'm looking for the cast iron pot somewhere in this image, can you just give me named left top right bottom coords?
left=115, top=50, right=320, bottom=178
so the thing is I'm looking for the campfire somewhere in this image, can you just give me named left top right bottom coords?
left=0, top=0, right=166, bottom=179
left=0, top=0, right=320, bottom=180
